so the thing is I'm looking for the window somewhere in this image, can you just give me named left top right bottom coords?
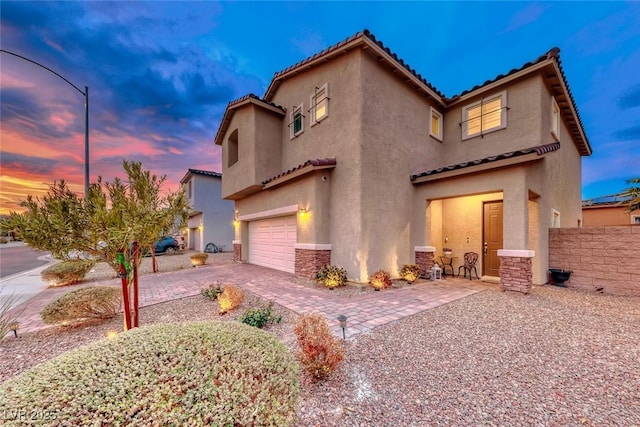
left=429, top=107, right=443, bottom=141
left=632, top=215, right=640, bottom=225
left=552, top=209, right=560, bottom=228
left=228, top=129, right=238, bottom=167
left=462, top=91, right=507, bottom=139
left=310, top=83, right=329, bottom=125
left=289, top=104, right=304, bottom=138
left=551, top=97, right=560, bottom=141
left=186, top=181, right=192, bottom=198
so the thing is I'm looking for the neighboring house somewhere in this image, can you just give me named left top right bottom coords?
left=213, top=29, right=591, bottom=287
left=582, top=194, right=640, bottom=226
left=180, top=169, right=234, bottom=252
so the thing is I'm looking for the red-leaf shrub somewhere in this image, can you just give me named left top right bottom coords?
left=293, top=313, right=344, bottom=380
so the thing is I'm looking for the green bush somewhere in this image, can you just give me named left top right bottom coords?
left=315, top=265, right=348, bottom=288
left=369, top=269, right=392, bottom=290
left=40, top=259, right=95, bottom=287
left=200, top=282, right=223, bottom=300
left=0, top=322, right=299, bottom=426
left=240, top=302, right=282, bottom=328
left=40, top=286, right=121, bottom=325
left=400, top=264, right=421, bottom=283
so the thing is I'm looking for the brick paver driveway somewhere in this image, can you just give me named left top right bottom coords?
left=10, top=255, right=495, bottom=338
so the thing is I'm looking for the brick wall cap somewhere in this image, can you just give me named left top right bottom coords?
left=498, top=249, right=535, bottom=258
left=415, top=246, right=436, bottom=253
left=294, top=243, right=332, bottom=250
left=232, top=240, right=241, bottom=245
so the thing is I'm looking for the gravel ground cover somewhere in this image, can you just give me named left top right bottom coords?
left=2, top=252, right=639, bottom=426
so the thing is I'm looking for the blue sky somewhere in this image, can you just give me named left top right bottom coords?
left=1, top=1, right=639, bottom=214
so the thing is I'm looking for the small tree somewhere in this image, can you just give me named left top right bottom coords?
left=620, top=177, right=640, bottom=213
left=5, top=160, right=189, bottom=330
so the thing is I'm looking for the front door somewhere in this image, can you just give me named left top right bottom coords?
left=483, top=201, right=503, bottom=277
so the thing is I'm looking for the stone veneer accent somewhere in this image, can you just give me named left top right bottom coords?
left=415, top=246, right=436, bottom=278
left=295, top=248, right=331, bottom=278
left=232, top=241, right=241, bottom=262
left=498, top=250, right=534, bottom=293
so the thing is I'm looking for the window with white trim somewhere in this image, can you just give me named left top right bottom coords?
left=551, top=96, right=560, bottom=141
left=429, top=107, right=443, bottom=141
left=632, top=215, right=640, bottom=225
left=461, top=91, right=507, bottom=139
left=310, top=83, right=329, bottom=125
left=289, top=104, right=304, bottom=138
left=552, top=209, right=560, bottom=228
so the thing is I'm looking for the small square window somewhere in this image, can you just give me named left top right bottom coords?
left=429, top=107, right=443, bottom=141
left=289, top=104, right=304, bottom=139
left=462, top=91, right=507, bottom=139
left=632, top=215, right=640, bottom=225
left=310, top=83, right=329, bottom=126
left=551, top=97, right=560, bottom=141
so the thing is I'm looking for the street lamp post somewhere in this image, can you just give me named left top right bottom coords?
left=1, top=49, right=89, bottom=196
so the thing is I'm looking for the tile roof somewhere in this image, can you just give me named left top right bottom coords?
left=180, top=168, right=221, bottom=184
left=262, top=158, right=337, bottom=186
left=265, top=29, right=446, bottom=103
left=410, top=142, right=561, bottom=181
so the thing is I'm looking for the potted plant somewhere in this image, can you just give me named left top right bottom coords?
left=443, top=247, right=452, bottom=257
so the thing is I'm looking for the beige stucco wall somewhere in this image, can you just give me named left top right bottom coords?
left=220, top=105, right=283, bottom=199
left=582, top=206, right=639, bottom=226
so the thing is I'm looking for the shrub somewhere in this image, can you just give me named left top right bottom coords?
left=400, top=264, right=421, bottom=283
left=240, top=302, right=282, bottom=328
left=40, top=259, right=95, bottom=287
left=190, top=252, right=208, bottom=266
left=369, top=269, right=392, bottom=290
left=218, top=284, right=244, bottom=314
left=315, top=265, right=348, bottom=289
left=201, top=282, right=224, bottom=300
left=1, top=287, right=21, bottom=342
left=40, top=286, right=121, bottom=325
left=294, top=313, right=344, bottom=381
left=0, top=322, right=299, bottom=426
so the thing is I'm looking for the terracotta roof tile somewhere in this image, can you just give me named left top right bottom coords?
left=213, top=94, right=285, bottom=146
left=262, top=158, right=337, bottom=185
left=180, top=168, right=222, bottom=184
left=410, top=142, right=560, bottom=181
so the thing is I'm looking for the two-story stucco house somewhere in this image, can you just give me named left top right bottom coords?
left=213, top=30, right=591, bottom=289
left=180, top=169, right=234, bottom=252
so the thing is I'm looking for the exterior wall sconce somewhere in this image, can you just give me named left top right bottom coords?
left=337, top=314, right=348, bottom=339
left=299, top=207, right=307, bottom=214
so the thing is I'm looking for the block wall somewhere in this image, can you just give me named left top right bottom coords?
left=549, top=226, right=640, bottom=296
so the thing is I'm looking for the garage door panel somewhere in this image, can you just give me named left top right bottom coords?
left=248, top=216, right=296, bottom=273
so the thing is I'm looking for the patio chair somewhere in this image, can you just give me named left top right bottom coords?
left=457, top=252, right=480, bottom=280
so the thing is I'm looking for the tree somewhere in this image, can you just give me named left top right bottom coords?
left=620, top=177, right=640, bottom=213
left=5, top=160, right=189, bottom=329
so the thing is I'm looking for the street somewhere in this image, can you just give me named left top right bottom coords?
left=0, top=243, right=50, bottom=278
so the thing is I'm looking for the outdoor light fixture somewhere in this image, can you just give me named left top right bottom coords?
left=8, top=322, right=19, bottom=338
left=337, top=314, right=348, bottom=339
left=299, top=207, right=307, bottom=214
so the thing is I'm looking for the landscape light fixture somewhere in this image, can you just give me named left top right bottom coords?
left=337, top=314, right=348, bottom=339
left=0, top=49, right=90, bottom=196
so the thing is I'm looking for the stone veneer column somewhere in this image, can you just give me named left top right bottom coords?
left=498, top=249, right=535, bottom=293
left=414, top=246, right=436, bottom=278
left=232, top=240, right=241, bottom=263
left=294, top=244, right=332, bottom=279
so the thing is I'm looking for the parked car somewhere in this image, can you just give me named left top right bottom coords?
left=154, top=236, right=180, bottom=255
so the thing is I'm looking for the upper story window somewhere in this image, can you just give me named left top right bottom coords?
left=429, top=107, right=443, bottom=141
left=310, top=83, right=329, bottom=125
left=551, top=97, right=560, bottom=141
left=289, top=104, right=304, bottom=139
left=228, top=129, right=238, bottom=167
left=186, top=180, right=192, bottom=199
left=461, top=91, right=507, bottom=140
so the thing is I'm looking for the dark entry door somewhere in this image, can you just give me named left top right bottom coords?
left=483, top=201, right=503, bottom=277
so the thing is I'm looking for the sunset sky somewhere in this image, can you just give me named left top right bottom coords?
left=1, top=1, right=639, bottom=215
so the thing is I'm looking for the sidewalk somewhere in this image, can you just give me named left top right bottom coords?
left=6, top=256, right=495, bottom=339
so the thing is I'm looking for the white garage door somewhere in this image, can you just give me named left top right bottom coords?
left=248, top=216, right=297, bottom=273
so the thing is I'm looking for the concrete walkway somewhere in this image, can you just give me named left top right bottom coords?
left=6, top=257, right=495, bottom=339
